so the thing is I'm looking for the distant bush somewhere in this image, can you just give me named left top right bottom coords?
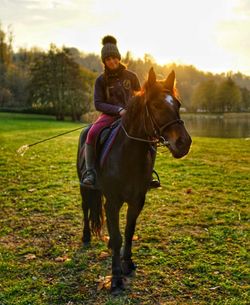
left=81, top=111, right=99, bottom=123
left=0, top=106, right=55, bottom=115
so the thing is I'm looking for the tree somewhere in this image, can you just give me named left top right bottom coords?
left=216, top=77, right=242, bottom=112
left=29, top=45, right=95, bottom=120
left=0, top=23, right=13, bottom=106
left=77, top=52, right=103, bottom=73
left=6, top=65, right=30, bottom=106
left=191, top=80, right=217, bottom=112
left=240, top=87, right=250, bottom=111
left=0, top=24, right=12, bottom=68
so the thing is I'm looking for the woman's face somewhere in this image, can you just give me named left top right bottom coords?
left=104, top=56, right=120, bottom=70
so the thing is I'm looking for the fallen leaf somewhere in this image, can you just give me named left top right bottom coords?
left=101, top=235, right=109, bottom=242
left=97, top=275, right=112, bottom=291
left=186, top=188, right=192, bottom=194
left=99, top=251, right=109, bottom=259
left=209, top=286, right=220, bottom=290
left=132, top=235, right=139, bottom=241
left=47, top=277, right=54, bottom=283
left=25, top=253, right=36, bottom=260
left=28, top=188, right=37, bottom=193
left=55, top=255, right=70, bottom=262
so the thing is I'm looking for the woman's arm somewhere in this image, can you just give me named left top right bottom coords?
left=94, top=76, right=122, bottom=115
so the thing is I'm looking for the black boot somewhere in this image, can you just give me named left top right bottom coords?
left=80, top=144, right=96, bottom=188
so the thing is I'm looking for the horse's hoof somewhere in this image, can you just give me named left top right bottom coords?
left=110, top=277, right=124, bottom=295
left=82, top=234, right=91, bottom=247
left=82, top=239, right=91, bottom=247
left=107, top=239, right=112, bottom=249
left=82, top=232, right=91, bottom=246
left=121, top=259, right=137, bottom=276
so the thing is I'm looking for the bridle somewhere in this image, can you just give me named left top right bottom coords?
left=121, top=94, right=184, bottom=147
left=145, top=104, right=184, bottom=146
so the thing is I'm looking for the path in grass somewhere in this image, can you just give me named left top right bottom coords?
left=0, top=113, right=249, bottom=305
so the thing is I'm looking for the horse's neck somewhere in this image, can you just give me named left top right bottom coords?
left=116, top=126, right=151, bottom=169
left=122, top=97, right=148, bottom=139
left=120, top=105, right=151, bottom=160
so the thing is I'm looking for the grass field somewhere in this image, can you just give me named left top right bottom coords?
left=0, top=112, right=249, bottom=305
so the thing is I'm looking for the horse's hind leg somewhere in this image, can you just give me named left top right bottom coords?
left=122, top=196, right=145, bottom=275
left=105, top=200, right=124, bottom=295
left=80, top=186, right=91, bottom=245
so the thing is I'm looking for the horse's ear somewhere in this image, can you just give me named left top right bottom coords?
left=165, top=70, right=175, bottom=91
left=147, top=67, right=156, bottom=87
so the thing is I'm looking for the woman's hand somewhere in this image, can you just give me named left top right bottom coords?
left=119, top=109, right=126, bottom=117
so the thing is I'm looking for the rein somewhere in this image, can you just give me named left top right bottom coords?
left=121, top=124, right=158, bottom=144
left=121, top=102, right=183, bottom=146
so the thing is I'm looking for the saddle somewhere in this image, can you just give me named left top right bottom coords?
left=97, top=119, right=121, bottom=167
left=78, top=119, right=121, bottom=173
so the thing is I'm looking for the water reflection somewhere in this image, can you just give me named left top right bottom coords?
left=182, top=113, right=250, bottom=138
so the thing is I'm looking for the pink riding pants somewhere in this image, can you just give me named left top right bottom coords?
left=86, top=113, right=118, bottom=145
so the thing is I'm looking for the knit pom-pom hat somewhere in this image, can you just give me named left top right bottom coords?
left=101, top=35, right=121, bottom=62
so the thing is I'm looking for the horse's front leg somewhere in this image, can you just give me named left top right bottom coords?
left=122, top=196, right=145, bottom=275
left=105, top=200, right=123, bottom=295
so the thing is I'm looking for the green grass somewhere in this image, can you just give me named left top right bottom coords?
left=0, top=112, right=249, bottom=305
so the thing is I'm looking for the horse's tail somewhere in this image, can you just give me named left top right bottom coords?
left=81, top=187, right=104, bottom=236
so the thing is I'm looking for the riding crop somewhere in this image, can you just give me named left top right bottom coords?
left=17, top=125, right=84, bottom=156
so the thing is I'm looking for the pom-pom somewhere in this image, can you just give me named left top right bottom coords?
left=102, top=35, right=117, bottom=46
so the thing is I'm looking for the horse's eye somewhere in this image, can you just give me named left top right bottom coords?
left=165, top=94, right=174, bottom=106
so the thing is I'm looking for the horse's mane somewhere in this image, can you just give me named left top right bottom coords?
left=124, top=79, right=180, bottom=128
left=123, top=92, right=146, bottom=135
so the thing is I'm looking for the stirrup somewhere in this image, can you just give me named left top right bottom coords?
left=149, top=169, right=161, bottom=189
left=80, top=169, right=96, bottom=188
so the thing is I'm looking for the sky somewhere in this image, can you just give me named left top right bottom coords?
left=1, top=0, right=250, bottom=75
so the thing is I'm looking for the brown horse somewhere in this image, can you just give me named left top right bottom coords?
left=77, top=68, right=192, bottom=294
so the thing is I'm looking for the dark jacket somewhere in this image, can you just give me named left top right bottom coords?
left=94, top=69, right=141, bottom=115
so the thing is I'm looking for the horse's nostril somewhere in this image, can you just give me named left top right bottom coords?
left=176, top=135, right=192, bottom=153
left=176, top=137, right=184, bottom=148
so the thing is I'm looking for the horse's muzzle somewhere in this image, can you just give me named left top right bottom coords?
left=170, top=134, right=192, bottom=158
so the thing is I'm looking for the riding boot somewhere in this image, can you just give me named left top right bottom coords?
left=149, top=145, right=161, bottom=189
left=80, top=144, right=96, bottom=187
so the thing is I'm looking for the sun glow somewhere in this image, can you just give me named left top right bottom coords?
left=1, top=0, right=249, bottom=75
left=113, top=0, right=239, bottom=73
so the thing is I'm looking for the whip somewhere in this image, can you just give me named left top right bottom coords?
left=17, top=125, right=84, bottom=156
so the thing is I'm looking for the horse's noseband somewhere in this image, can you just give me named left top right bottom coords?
left=145, top=104, right=184, bottom=146
left=158, top=119, right=184, bottom=146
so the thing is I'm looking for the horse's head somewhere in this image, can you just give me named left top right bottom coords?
left=145, top=68, right=192, bottom=158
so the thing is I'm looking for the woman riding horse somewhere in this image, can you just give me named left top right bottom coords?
left=77, top=66, right=192, bottom=295
left=81, top=35, right=159, bottom=188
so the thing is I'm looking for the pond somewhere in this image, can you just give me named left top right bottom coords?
left=181, top=113, right=250, bottom=138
